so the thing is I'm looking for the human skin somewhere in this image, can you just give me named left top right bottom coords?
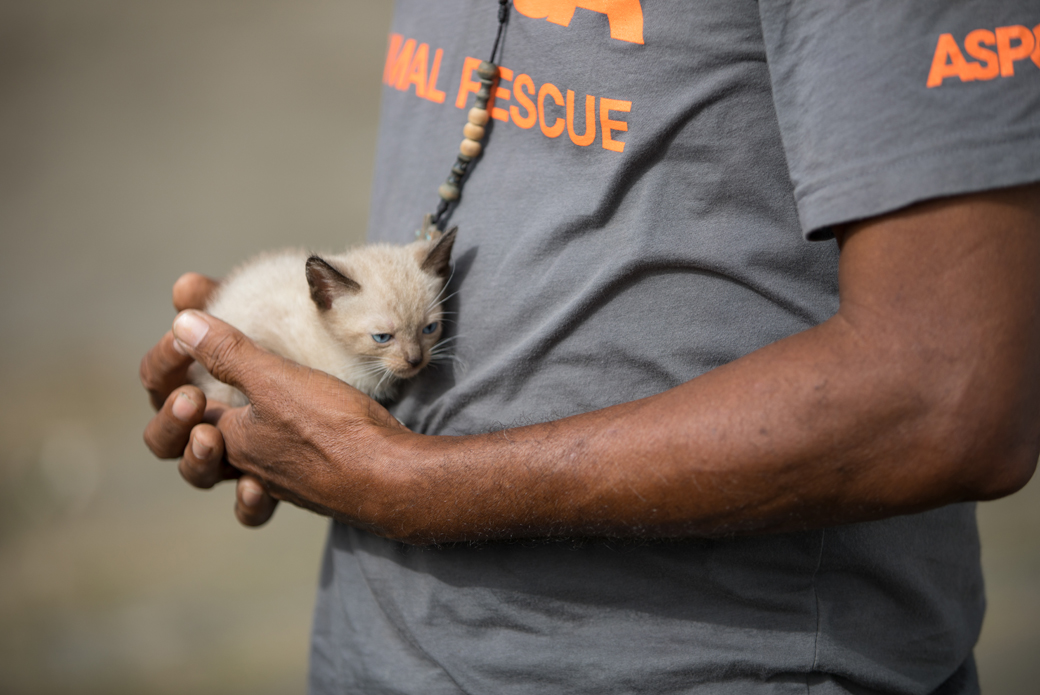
left=141, top=183, right=1040, bottom=542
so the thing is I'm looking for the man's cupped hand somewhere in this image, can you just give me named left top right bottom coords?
left=140, top=272, right=408, bottom=529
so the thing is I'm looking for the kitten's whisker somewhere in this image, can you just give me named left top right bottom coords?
left=354, top=363, right=392, bottom=379
left=430, top=354, right=466, bottom=372
left=373, top=368, right=397, bottom=395
left=429, top=290, right=461, bottom=311
left=432, top=335, right=463, bottom=348
left=431, top=348, right=464, bottom=361
left=428, top=290, right=461, bottom=314
left=427, top=263, right=458, bottom=310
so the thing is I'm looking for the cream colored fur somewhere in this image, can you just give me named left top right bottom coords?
left=189, top=234, right=453, bottom=405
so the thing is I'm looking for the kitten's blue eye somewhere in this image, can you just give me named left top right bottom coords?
left=422, top=322, right=439, bottom=334
left=372, top=333, right=392, bottom=344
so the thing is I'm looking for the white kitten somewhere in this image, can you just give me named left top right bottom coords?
left=189, top=228, right=456, bottom=406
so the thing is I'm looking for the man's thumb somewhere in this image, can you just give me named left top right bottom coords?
left=172, top=310, right=271, bottom=397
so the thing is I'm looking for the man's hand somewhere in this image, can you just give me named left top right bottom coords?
left=164, top=309, right=413, bottom=534
left=141, top=273, right=279, bottom=526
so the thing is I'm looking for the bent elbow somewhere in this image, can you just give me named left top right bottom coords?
left=912, top=353, right=1040, bottom=503
left=902, top=376, right=1038, bottom=504
left=939, top=408, right=1040, bottom=501
left=968, top=445, right=1038, bottom=501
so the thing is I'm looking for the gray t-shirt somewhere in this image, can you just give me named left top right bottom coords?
left=309, top=2, right=1040, bottom=693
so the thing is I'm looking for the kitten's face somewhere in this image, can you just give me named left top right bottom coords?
left=305, top=229, right=455, bottom=394
left=341, top=299, right=444, bottom=379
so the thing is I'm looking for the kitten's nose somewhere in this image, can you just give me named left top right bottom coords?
left=406, top=355, right=423, bottom=367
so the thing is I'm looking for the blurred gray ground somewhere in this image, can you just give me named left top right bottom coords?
left=0, top=2, right=389, bottom=693
left=0, top=2, right=1036, bottom=694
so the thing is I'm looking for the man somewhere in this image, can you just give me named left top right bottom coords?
left=143, top=2, right=1039, bottom=692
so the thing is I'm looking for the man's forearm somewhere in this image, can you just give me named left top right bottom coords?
left=373, top=318, right=986, bottom=542
left=355, top=185, right=1040, bottom=544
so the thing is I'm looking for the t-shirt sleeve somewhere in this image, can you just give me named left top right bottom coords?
left=758, top=1, right=1040, bottom=240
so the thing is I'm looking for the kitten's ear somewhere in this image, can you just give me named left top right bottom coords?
left=421, top=227, right=457, bottom=279
left=306, top=256, right=360, bottom=311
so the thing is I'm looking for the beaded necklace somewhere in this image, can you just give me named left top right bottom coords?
left=418, top=0, right=511, bottom=240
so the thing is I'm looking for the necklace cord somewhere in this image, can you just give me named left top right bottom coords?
left=489, top=0, right=510, bottom=64
left=428, top=1, right=511, bottom=231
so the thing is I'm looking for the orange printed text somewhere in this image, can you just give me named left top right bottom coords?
left=927, top=23, right=1040, bottom=87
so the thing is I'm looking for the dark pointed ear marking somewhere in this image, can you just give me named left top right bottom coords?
left=421, top=227, right=457, bottom=279
left=306, top=256, right=360, bottom=311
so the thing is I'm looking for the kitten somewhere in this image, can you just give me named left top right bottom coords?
left=189, top=227, right=456, bottom=406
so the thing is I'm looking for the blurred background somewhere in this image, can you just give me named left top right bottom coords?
left=0, top=2, right=1036, bottom=693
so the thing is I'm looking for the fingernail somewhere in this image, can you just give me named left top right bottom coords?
left=191, top=432, right=213, bottom=460
left=173, top=311, right=209, bottom=348
left=241, top=481, right=263, bottom=508
left=171, top=392, right=198, bottom=422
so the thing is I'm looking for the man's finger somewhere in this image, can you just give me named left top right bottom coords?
left=235, top=476, right=278, bottom=527
left=140, top=330, right=197, bottom=410
left=177, top=423, right=231, bottom=489
left=144, top=386, right=205, bottom=459
left=173, top=272, right=219, bottom=312
left=171, top=310, right=288, bottom=400
left=205, top=400, right=279, bottom=525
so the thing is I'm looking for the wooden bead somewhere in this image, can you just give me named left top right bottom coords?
left=438, top=182, right=460, bottom=201
left=459, top=138, right=482, bottom=158
left=476, top=61, right=498, bottom=81
left=468, top=108, right=489, bottom=126
left=463, top=122, right=485, bottom=141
